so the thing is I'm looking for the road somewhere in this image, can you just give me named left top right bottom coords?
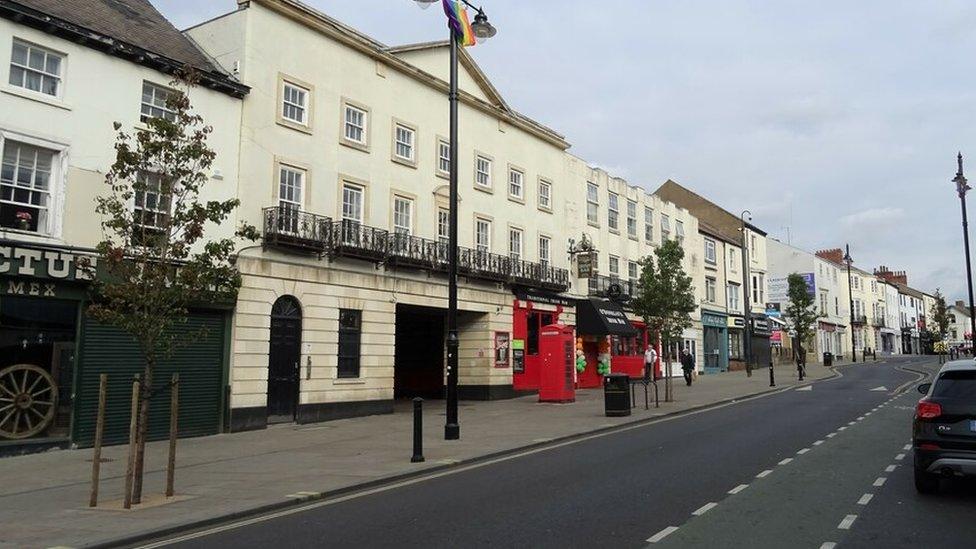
left=139, top=356, right=975, bottom=549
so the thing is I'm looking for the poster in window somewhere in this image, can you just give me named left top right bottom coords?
left=495, top=332, right=511, bottom=369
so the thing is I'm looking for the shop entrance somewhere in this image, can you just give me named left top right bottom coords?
left=394, top=304, right=445, bottom=399
left=267, top=296, right=302, bottom=423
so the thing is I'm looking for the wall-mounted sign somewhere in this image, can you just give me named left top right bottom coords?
left=751, top=316, right=771, bottom=336
left=494, top=332, right=511, bottom=369
left=512, top=287, right=575, bottom=307
left=576, top=251, right=596, bottom=279
left=0, top=246, right=96, bottom=282
left=727, top=316, right=745, bottom=328
left=701, top=312, right=727, bottom=328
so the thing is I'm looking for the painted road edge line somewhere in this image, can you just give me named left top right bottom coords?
left=728, top=484, right=749, bottom=494
left=647, top=526, right=679, bottom=543
left=838, top=515, right=858, bottom=530
left=692, top=502, right=718, bottom=516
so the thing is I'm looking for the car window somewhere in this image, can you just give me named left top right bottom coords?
left=932, top=370, right=976, bottom=400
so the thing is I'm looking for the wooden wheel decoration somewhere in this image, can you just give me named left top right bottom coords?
left=0, top=364, right=58, bottom=440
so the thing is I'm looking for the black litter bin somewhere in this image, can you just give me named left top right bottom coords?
left=822, top=352, right=833, bottom=367
left=604, top=373, right=631, bottom=417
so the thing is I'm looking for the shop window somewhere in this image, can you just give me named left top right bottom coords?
left=526, top=312, right=554, bottom=356
left=611, top=333, right=644, bottom=356
left=728, top=331, right=742, bottom=360
left=337, top=309, right=361, bottom=378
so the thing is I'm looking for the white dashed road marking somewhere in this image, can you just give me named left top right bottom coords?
left=838, top=426, right=847, bottom=431
left=728, top=484, right=749, bottom=494
left=838, top=515, right=858, bottom=530
left=778, top=458, right=793, bottom=465
left=874, top=477, right=887, bottom=487
left=646, top=526, right=679, bottom=543
left=885, top=465, right=897, bottom=473
left=895, top=453, right=905, bottom=461
left=757, top=469, right=773, bottom=478
left=858, top=493, right=873, bottom=505
left=820, top=543, right=838, bottom=549
left=692, top=502, right=718, bottom=516
left=797, top=448, right=810, bottom=455
left=814, top=440, right=825, bottom=446
left=827, top=433, right=837, bottom=438
left=903, top=444, right=912, bottom=451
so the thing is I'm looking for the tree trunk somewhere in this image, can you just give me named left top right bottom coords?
left=663, top=336, right=673, bottom=402
left=132, top=358, right=154, bottom=504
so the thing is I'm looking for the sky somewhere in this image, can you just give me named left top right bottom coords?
left=156, top=0, right=976, bottom=303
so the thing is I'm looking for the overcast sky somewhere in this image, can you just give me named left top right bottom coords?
left=157, top=0, right=976, bottom=302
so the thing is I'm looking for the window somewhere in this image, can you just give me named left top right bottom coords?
left=820, top=292, right=828, bottom=314
left=281, top=82, right=308, bottom=125
left=835, top=297, right=840, bottom=315
left=393, top=123, right=415, bottom=162
left=750, top=234, right=757, bottom=259
left=586, top=182, right=599, bottom=224
left=140, top=82, right=176, bottom=123
left=675, top=220, right=685, bottom=245
left=337, top=309, right=362, bottom=378
left=728, top=331, right=742, bottom=360
left=132, top=171, right=171, bottom=245
left=661, top=214, right=671, bottom=240
left=628, top=261, right=639, bottom=285
left=475, top=217, right=491, bottom=252
left=1, top=139, right=56, bottom=234
left=644, top=207, right=653, bottom=242
left=607, top=192, right=619, bottom=230
left=393, top=196, right=412, bottom=235
left=342, top=183, right=363, bottom=222
left=728, top=283, right=740, bottom=310
left=475, top=155, right=492, bottom=188
left=438, top=139, right=451, bottom=175
left=758, top=273, right=765, bottom=303
left=437, top=208, right=449, bottom=245
left=626, top=199, right=637, bottom=238
left=9, top=40, right=62, bottom=97
left=277, top=166, right=304, bottom=233
left=728, top=248, right=737, bottom=272
left=509, top=227, right=523, bottom=260
left=343, top=103, right=367, bottom=144
left=704, top=239, right=716, bottom=264
left=509, top=168, right=524, bottom=199
left=752, top=274, right=759, bottom=303
left=538, top=179, right=552, bottom=210
left=853, top=276, right=860, bottom=290
left=705, top=277, right=717, bottom=303
left=609, top=255, right=620, bottom=276
left=526, top=312, right=555, bottom=356
left=539, top=235, right=551, bottom=267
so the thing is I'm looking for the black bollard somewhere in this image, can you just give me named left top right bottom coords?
left=411, top=397, right=425, bottom=463
left=769, top=361, right=775, bottom=387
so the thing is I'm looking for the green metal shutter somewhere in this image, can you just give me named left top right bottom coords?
left=73, top=311, right=227, bottom=447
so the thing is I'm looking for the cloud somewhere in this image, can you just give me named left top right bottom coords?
left=839, top=208, right=907, bottom=228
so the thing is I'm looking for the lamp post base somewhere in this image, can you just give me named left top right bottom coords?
left=445, top=423, right=460, bottom=440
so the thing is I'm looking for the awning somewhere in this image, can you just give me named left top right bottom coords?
left=576, top=298, right=639, bottom=337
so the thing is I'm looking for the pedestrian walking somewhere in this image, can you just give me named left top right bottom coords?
left=680, top=348, right=695, bottom=386
left=644, top=345, right=658, bottom=381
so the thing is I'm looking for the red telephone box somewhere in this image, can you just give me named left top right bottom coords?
left=538, top=323, right=576, bottom=403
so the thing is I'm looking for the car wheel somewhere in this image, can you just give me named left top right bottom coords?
left=914, top=466, right=939, bottom=494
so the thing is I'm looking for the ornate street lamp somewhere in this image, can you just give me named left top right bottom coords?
left=740, top=210, right=752, bottom=376
left=415, top=0, right=496, bottom=440
left=953, top=153, right=976, bottom=353
left=843, top=245, right=856, bottom=363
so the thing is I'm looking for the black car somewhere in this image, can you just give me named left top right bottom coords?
left=913, top=360, right=976, bottom=493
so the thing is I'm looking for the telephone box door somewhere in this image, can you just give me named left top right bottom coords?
left=538, top=324, right=575, bottom=403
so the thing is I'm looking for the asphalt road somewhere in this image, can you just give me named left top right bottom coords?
left=143, top=356, right=969, bottom=549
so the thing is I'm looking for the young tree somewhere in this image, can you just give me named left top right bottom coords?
left=632, top=239, right=696, bottom=402
left=785, top=273, right=820, bottom=372
left=86, top=73, right=257, bottom=504
left=930, top=288, right=951, bottom=358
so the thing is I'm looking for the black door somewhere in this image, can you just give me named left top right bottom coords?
left=268, top=296, right=302, bottom=423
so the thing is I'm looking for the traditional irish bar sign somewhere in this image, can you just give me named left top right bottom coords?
left=576, top=251, right=597, bottom=279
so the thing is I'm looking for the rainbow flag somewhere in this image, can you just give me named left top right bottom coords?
left=442, top=0, right=476, bottom=47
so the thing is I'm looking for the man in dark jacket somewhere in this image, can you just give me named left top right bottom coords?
left=680, top=349, right=695, bottom=386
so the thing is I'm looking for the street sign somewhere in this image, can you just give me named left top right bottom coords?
left=577, top=251, right=596, bottom=278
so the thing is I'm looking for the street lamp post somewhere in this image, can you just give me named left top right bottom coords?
left=740, top=211, right=752, bottom=376
left=953, top=153, right=976, bottom=354
left=415, top=0, right=496, bottom=440
left=843, top=245, right=856, bottom=363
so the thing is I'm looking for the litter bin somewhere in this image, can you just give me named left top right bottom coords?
left=604, top=373, right=631, bottom=417
left=822, top=352, right=833, bottom=366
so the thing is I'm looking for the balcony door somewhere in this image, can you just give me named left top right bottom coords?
left=267, top=296, right=302, bottom=423
left=278, top=166, right=304, bottom=234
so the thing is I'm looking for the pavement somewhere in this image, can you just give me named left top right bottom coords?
left=0, top=361, right=833, bottom=549
left=129, top=356, right=942, bottom=549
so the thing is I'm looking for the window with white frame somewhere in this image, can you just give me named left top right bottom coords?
left=394, top=124, right=415, bottom=162
left=278, top=165, right=304, bottom=212
left=9, top=40, right=63, bottom=97
left=539, top=235, right=551, bottom=267
left=705, top=277, right=717, bottom=303
left=140, top=82, right=176, bottom=123
left=509, top=228, right=523, bottom=259
left=728, top=248, right=737, bottom=272
left=820, top=292, right=828, bottom=314
left=0, top=139, right=57, bottom=234
left=281, top=82, right=309, bottom=125
left=475, top=155, right=492, bottom=188
left=538, top=179, right=552, bottom=209
left=341, top=183, right=364, bottom=223
left=586, top=182, right=599, bottom=224
left=644, top=207, right=653, bottom=242
left=628, top=261, right=639, bottom=284
left=609, top=255, right=619, bottom=276
left=704, top=238, right=716, bottom=264
left=508, top=168, right=524, bottom=199
left=607, top=192, right=619, bottom=230
left=675, top=220, right=685, bottom=245
left=626, top=199, right=637, bottom=238
left=393, top=196, right=412, bottom=235
left=728, top=283, right=740, bottom=310
left=343, top=104, right=367, bottom=144
left=132, top=171, right=172, bottom=245
left=758, top=273, right=765, bottom=303
left=750, top=234, right=757, bottom=258
left=475, top=217, right=491, bottom=252
left=661, top=214, right=671, bottom=240
left=438, top=139, right=450, bottom=175
left=752, top=274, right=760, bottom=303
left=437, top=208, right=449, bottom=245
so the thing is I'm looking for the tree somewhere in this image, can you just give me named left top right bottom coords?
left=930, top=288, right=950, bottom=357
left=784, top=273, right=820, bottom=369
left=632, top=239, right=696, bottom=402
left=85, top=73, right=258, bottom=504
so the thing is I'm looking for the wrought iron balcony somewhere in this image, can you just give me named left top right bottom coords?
left=262, top=206, right=331, bottom=253
left=851, top=315, right=868, bottom=326
left=588, top=275, right=636, bottom=300
left=458, top=247, right=511, bottom=282
left=387, top=231, right=448, bottom=269
left=332, top=220, right=388, bottom=261
left=872, top=317, right=886, bottom=328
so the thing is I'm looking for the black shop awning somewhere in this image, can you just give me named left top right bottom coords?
left=576, top=298, right=639, bottom=337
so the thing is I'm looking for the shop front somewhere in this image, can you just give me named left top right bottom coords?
left=701, top=311, right=728, bottom=374
left=727, top=315, right=745, bottom=371
left=511, top=288, right=573, bottom=392
left=750, top=315, right=772, bottom=368
left=574, top=297, right=638, bottom=388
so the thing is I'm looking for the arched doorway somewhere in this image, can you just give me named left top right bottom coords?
left=268, top=296, right=302, bottom=423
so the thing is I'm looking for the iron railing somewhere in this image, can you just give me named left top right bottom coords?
left=588, top=275, right=636, bottom=300
left=851, top=315, right=868, bottom=325
left=262, top=206, right=331, bottom=253
left=871, top=316, right=886, bottom=328
left=332, top=219, right=388, bottom=261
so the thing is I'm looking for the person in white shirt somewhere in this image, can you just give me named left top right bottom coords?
left=644, top=346, right=658, bottom=380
